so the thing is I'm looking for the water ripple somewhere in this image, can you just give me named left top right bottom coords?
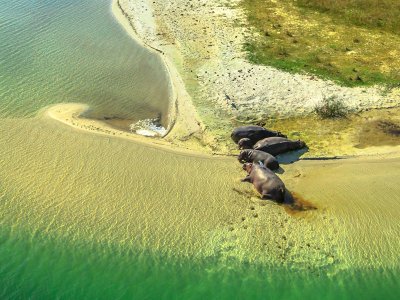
left=0, top=0, right=171, bottom=126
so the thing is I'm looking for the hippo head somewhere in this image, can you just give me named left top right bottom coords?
left=238, top=138, right=253, bottom=150
left=297, top=140, right=306, bottom=148
left=242, top=162, right=253, bottom=174
left=231, top=126, right=262, bottom=143
left=237, top=150, right=250, bottom=163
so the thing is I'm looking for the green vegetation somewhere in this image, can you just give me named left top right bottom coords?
left=296, top=0, right=400, bottom=33
left=241, top=0, right=400, bottom=86
left=314, top=96, right=349, bottom=118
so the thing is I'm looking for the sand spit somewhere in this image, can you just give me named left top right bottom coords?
left=45, top=103, right=215, bottom=157
left=112, top=0, right=207, bottom=150
left=120, top=0, right=400, bottom=122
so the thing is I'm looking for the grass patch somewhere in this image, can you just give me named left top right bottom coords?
left=314, top=96, right=349, bottom=119
left=240, top=0, right=400, bottom=86
left=295, top=0, right=400, bottom=34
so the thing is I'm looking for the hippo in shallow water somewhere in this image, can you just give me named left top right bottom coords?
left=238, top=149, right=279, bottom=170
left=231, top=125, right=286, bottom=144
left=253, top=137, right=306, bottom=156
left=242, top=162, right=285, bottom=202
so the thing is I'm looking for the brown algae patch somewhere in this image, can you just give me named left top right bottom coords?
left=356, top=119, right=400, bottom=148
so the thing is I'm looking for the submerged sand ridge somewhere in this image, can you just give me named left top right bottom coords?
left=1, top=112, right=400, bottom=271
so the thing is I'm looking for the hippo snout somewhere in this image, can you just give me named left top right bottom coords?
left=237, top=152, right=245, bottom=163
left=242, top=163, right=252, bottom=172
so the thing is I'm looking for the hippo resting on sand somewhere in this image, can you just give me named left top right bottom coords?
left=238, top=137, right=306, bottom=156
left=238, top=149, right=279, bottom=170
left=231, top=125, right=286, bottom=144
left=242, top=163, right=285, bottom=202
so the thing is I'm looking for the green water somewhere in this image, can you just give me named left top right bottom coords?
left=0, top=225, right=399, bottom=300
left=0, top=0, right=400, bottom=299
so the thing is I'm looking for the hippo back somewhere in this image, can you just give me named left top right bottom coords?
left=253, top=164, right=285, bottom=202
left=231, top=126, right=286, bottom=144
left=254, top=137, right=300, bottom=156
left=249, top=150, right=279, bottom=170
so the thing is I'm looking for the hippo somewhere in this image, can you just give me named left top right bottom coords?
left=241, top=163, right=285, bottom=202
left=253, top=137, right=306, bottom=156
left=231, top=125, right=286, bottom=144
left=238, top=138, right=253, bottom=150
left=238, top=149, right=279, bottom=170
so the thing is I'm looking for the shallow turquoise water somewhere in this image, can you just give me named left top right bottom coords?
left=0, top=0, right=170, bottom=124
left=0, top=225, right=399, bottom=300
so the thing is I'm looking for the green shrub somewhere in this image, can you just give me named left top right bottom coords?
left=314, top=96, right=349, bottom=118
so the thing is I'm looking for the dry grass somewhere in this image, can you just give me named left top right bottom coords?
left=241, top=0, right=400, bottom=86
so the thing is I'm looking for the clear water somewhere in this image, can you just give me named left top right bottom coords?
left=0, top=0, right=170, bottom=125
left=0, top=226, right=399, bottom=300
left=0, top=0, right=399, bottom=299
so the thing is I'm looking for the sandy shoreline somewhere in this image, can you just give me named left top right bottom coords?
left=44, top=102, right=400, bottom=162
left=112, top=0, right=206, bottom=148
left=41, top=0, right=215, bottom=155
